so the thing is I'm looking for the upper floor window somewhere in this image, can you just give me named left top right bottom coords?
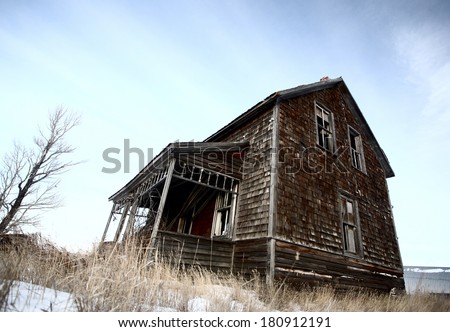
left=340, top=194, right=362, bottom=256
left=315, top=103, right=335, bottom=152
left=348, top=127, right=366, bottom=172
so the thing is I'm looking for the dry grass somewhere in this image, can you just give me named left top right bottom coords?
left=1, top=235, right=449, bottom=312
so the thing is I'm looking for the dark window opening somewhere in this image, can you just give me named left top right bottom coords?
left=340, top=195, right=361, bottom=256
left=349, top=128, right=365, bottom=172
left=316, top=104, right=334, bottom=152
left=213, top=188, right=237, bottom=237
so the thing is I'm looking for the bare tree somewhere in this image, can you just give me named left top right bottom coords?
left=0, top=107, right=80, bottom=234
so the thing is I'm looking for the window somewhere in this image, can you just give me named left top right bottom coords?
left=349, top=127, right=366, bottom=172
left=340, top=195, right=361, bottom=256
left=315, top=103, right=335, bottom=151
left=212, top=189, right=237, bottom=237
left=177, top=217, right=192, bottom=234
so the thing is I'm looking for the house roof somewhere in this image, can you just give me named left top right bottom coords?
left=205, top=77, right=395, bottom=178
left=110, top=77, right=394, bottom=202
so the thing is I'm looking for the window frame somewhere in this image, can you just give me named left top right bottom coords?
left=339, top=193, right=363, bottom=258
left=348, top=126, right=366, bottom=173
left=315, top=102, right=336, bottom=153
left=211, top=185, right=238, bottom=238
left=177, top=216, right=192, bottom=234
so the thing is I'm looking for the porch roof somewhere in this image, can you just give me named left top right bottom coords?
left=109, top=141, right=249, bottom=202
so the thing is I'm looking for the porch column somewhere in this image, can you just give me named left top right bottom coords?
left=113, top=199, right=131, bottom=243
left=123, top=195, right=140, bottom=241
left=98, top=203, right=117, bottom=249
left=148, top=158, right=176, bottom=251
left=100, top=202, right=117, bottom=246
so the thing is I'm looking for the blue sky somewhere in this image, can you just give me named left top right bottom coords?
left=1, top=0, right=449, bottom=267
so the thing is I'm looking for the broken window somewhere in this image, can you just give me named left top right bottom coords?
left=212, top=186, right=237, bottom=238
left=315, top=103, right=335, bottom=152
left=177, top=217, right=192, bottom=234
left=349, top=127, right=366, bottom=172
left=340, top=195, right=361, bottom=256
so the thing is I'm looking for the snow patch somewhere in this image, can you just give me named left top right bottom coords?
left=230, top=300, right=244, bottom=312
left=151, top=306, right=178, bottom=312
left=1, top=280, right=77, bottom=312
left=1, top=279, right=265, bottom=312
left=188, top=297, right=210, bottom=311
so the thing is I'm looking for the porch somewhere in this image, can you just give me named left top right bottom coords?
left=100, top=141, right=249, bottom=256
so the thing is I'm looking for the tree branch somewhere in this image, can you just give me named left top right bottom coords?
left=0, top=106, right=80, bottom=234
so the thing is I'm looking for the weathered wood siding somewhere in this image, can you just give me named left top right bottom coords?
left=155, top=231, right=233, bottom=271
left=233, top=238, right=269, bottom=276
left=211, top=107, right=274, bottom=240
left=276, top=85, right=403, bottom=274
left=275, top=240, right=404, bottom=291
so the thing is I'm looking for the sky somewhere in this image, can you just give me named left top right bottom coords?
left=0, top=0, right=449, bottom=267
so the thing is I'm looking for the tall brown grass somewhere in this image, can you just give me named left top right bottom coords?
left=0, top=235, right=449, bottom=312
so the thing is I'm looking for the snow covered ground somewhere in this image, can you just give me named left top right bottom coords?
left=1, top=280, right=262, bottom=312
left=1, top=280, right=77, bottom=312
left=3, top=266, right=449, bottom=311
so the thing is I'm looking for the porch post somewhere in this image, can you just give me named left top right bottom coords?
left=100, top=202, right=117, bottom=246
left=148, top=158, right=176, bottom=251
left=113, top=199, right=131, bottom=243
left=123, top=195, right=140, bottom=241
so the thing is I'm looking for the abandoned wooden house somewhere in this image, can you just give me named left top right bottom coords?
left=100, top=77, right=404, bottom=291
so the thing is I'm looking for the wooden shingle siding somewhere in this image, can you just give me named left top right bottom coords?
left=276, top=86, right=402, bottom=273
left=233, top=238, right=269, bottom=276
left=277, top=94, right=343, bottom=253
left=275, top=240, right=404, bottom=291
left=211, top=106, right=274, bottom=240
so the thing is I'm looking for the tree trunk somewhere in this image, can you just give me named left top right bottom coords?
left=0, top=166, right=37, bottom=233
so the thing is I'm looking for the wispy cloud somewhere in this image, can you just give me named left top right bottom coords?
left=395, top=24, right=450, bottom=107
left=393, top=21, right=450, bottom=165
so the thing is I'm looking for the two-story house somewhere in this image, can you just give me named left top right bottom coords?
left=100, top=77, right=404, bottom=292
